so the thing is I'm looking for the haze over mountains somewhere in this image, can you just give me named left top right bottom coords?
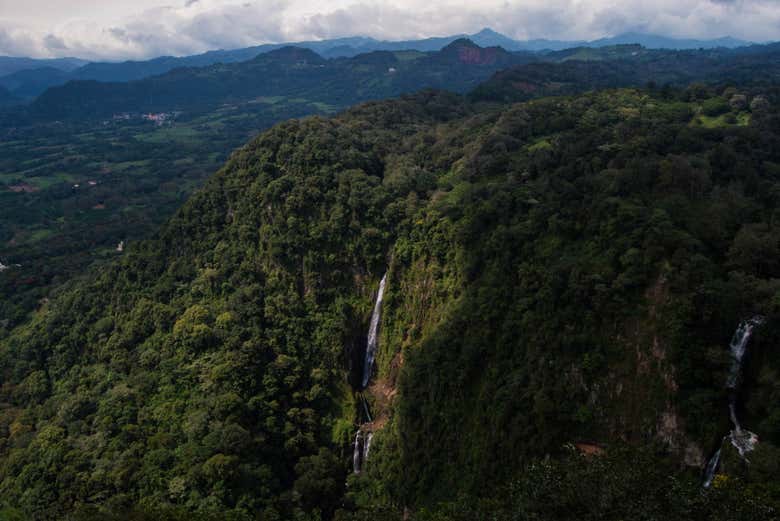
left=2, top=37, right=778, bottom=127
left=0, top=28, right=758, bottom=100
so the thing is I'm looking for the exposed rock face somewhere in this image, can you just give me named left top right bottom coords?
left=729, top=94, right=747, bottom=110
left=684, top=444, right=705, bottom=467
left=751, top=95, right=770, bottom=113
left=457, top=46, right=501, bottom=65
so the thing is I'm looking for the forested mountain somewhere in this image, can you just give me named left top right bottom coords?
left=0, top=86, right=19, bottom=107
left=586, top=32, right=749, bottom=50
left=0, top=29, right=756, bottom=100
left=1, top=69, right=780, bottom=521
left=0, top=56, right=87, bottom=77
left=0, top=40, right=535, bottom=332
left=471, top=44, right=780, bottom=103
left=0, top=67, right=71, bottom=100
left=11, top=40, right=780, bottom=121
left=24, top=41, right=531, bottom=120
left=4, top=39, right=780, bottom=339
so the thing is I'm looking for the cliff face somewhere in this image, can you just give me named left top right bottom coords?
left=347, top=90, right=780, bottom=506
left=1, top=88, right=780, bottom=518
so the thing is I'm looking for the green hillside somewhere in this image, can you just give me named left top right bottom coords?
left=1, top=84, right=780, bottom=520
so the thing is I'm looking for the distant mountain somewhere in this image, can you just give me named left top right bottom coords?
left=470, top=43, right=780, bottom=103
left=588, top=32, right=750, bottom=50
left=510, top=32, right=751, bottom=52
left=18, top=36, right=780, bottom=122
left=27, top=40, right=534, bottom=120
left=431, top=38, right=522, bottom=67
left=0, top=28, right=757, bottom=100
left=0, top=67, right=71, bottom=99
left=0, top=85, right=19, bottom=107
left=0, top=56, right=87, bottom=77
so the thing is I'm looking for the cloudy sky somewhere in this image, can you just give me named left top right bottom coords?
left=0, top=0, right=779, bottom=60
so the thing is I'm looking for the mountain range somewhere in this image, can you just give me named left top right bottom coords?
left=10, top=38, right=780, bottom=125
left=20, top=40, right=534, bottom=121
left=0, top=55, right=87, bottom=77
left=0, top=28, right=757, bottom=100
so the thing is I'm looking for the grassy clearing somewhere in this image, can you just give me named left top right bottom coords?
left=134, top=125, right=203, bottom=144
left=692, top=111, right=751, bottom=128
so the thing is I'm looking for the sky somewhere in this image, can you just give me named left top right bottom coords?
left=0, top=0, right=779, bottom=61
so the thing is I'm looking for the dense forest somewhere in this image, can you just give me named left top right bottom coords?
left=19, top=41, right=527, bottom=121
left=6, top=39, right=780, bottom=340
left=0, top=40, right=538, bottom=333
left=1, top=72, right=780, bottom=521
left=0, top=28, right=752, bottom=101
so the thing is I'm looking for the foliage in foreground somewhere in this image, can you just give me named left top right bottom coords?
left=1, top=85, right=780, bottom=519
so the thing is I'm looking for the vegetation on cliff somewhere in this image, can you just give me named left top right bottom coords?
left=1, top=83, right=780, bottom=519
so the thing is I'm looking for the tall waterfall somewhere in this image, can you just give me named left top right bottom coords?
left=352, top=430, right=374, bottom=474
left=362, top=273, right=387, bottom=389
left=363, top=432, right=374, bottom=464
left=361, top=394, right=373, bottom=423
left=351, top=273, right=386, bottom=476
left=727, top=318, right=763, bottom=389
left=702, top=447, right=722, bottom=488
left=353, top=431, right=363, bottom=474
left=703, top=316, right=765, bottom=487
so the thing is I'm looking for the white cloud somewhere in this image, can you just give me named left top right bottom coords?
left=0, top=0, right=778, bottom=60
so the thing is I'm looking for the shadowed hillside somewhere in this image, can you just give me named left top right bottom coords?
left=1, top=84, right=780, bottom=519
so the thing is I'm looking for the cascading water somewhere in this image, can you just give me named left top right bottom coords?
left=703, top=316, right=765, bottom=487
left=363, top=432, right=373, bottom=464
left=362, top=273, right=387, bottom=389
left=702, top=447, right=722, bottom=488
left=352, top=430, right=374, bottom=474
left=350, top=273, right=386, bottom=477
left=727, top=318, right=763, bottom=389
left=353, top=431, right=363, bottom=474
left=361, top=394, right=373, bottom=423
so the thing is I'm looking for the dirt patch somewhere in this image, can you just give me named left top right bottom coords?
left=645, top=274, right=669, bottom=318
left=574, top=442, right=605, bottom=456
left=8, top=183, right=38, bottom=193
left=362, top=351, right=404, bottom=433
left=511, top=81, right=539, bottom=94
left=458, top=46, right=499, bottom=65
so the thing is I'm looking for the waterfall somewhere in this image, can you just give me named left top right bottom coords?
left=703, top=316, right=765, bottom=487
left=352, top=430, right=374, bottom=474
left=728, top=399, right=740, bottom=431
left=351, top=273, right=386, bottom=477
left=353, top=431, right=363, bottom=474
left=362, top=273, right=387, bottom=389
left=363, top=432, right=374, bottom=464
left=703, top=447, right=722, bottom=488
left=727, top=318, right=763, bottom=389
left=361, top=394, right=373, bottom=423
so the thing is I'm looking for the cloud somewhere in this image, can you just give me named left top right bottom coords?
left=0, top=24, right=41, bottom=56
left=43, top=34, right=69, bottom=51
left=0, top=0, right=779, bottom=60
